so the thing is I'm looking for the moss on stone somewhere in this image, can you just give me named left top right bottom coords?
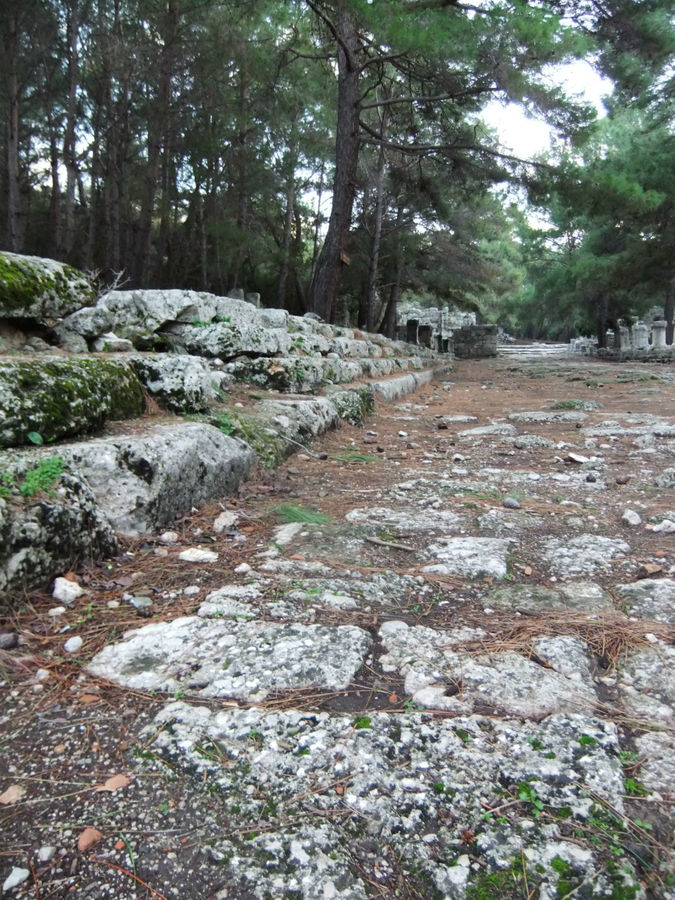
left=328, top=387, right=374, bottom=425
left=0, top=252, right=94, bottom=318
left=0, top=358, right=144, bottom=448
left=200, top=407, right=287, bottom=468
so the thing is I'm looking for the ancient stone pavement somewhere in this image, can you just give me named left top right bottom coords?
left=1, top=353, right=674, bottom=899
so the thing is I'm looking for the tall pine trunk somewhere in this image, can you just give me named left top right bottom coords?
left=307, top=4, right=360, bottom=322
left=5, top=8, right=21, bottom=251
left=62, top=0, right=79, bottom=258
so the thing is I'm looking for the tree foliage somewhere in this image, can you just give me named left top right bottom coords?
left=0, top=0, right=672, bottom=335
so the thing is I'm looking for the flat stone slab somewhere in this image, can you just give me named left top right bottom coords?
left=544, top=534, right=630, bottom=576
left=88, top=617, right=371, bottom=700
left=458, top=423, right=517, bottom=439
left=615, top=578, right=675, bottom=623
left=421, top=536, right=512, bottom=578
left=477, top=507, right=545, bottom=535
left=582, top=419, right=675, bottom=439
left=487, top=581, right=613, bottom=613
left=508, top=410, right=588, bottom=423
left=345, top=505, right=462, bottom=533
left=142, top=702, right=633, bottom=899
left=379, top=622, right=597, bottom=717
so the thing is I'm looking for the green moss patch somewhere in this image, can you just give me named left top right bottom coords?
left=0, top=252, right=95, bottom=318
left=0, top=358, right=144, bottom=448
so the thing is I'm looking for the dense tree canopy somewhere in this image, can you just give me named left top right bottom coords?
left=0, top=0, right=672, bottom=334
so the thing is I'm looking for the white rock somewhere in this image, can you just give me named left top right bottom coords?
left=621, top=509, right=642, bottom=526
left=37, top=846, right=56, bottom=862
left=160, top=531, right=179, bottom=544
left=651, top=519, right=675, bottom=534
left=178, top=548, right=218, bottom=563
left=48, top=606, right=67, bottom=618
left=213, top=511, right=239, bottom=533
left=234, top=563, right=253, bottom=575
left=63, top=636, right=83, bottom=654
left=3, top=868, right=30, bottom=892
left=52, top=577, right=85, bottom=606
left=273, top=523, right=304, bottom=546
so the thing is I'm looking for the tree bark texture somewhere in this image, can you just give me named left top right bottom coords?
left=307, top=3, right=360, bottom=322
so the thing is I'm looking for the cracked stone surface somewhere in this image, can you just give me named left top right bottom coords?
left=143, top=702, right=632, bottom=900
left=378, top=621, right=598, bottom=717
left=616, top=578, right=675, bottom=623
left=421, top=536, right=512, bottom=578
left=88, top=617, right=372, bottom=700
left=544, top=534, right=631, bottom=576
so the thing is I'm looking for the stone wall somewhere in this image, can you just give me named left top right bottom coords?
left=395, top=304, right=474, bottom=353
left=452, top=324, right=499, bottom=358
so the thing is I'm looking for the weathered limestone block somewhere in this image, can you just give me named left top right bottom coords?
left=58, top=305, right=113, bottom=339
left=0, top=252, right=95, bottom=320
left=0, top=358, right=144, bottom=448
left=61, top=423, right=256, bottom=534
left=0, top=458, right=117, bottom=594
left=129, top=354, right=230, bottom=412
left=97, top=289, right=221, bottom=334
left=164, top=321, right=290, bottom=358
left=452, top=324, right=498, bottom=358
left=262, top=395, right=339, bottom=435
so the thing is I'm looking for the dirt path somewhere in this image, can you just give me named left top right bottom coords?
left=1, top=354, right=674, bottom=899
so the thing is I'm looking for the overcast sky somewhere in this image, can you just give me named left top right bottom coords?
left=481, top=60, right=613, bottom=158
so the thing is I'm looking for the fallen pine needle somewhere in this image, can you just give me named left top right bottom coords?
left=91, top=857, right=169, bottom=900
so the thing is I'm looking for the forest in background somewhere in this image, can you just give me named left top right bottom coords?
left=0, top=0, right=673, bottom=343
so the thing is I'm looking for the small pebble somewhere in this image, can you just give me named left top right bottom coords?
left=178, top=548, right=219, bottom=563
left=503, top=497, right=521, bottom=510
left=235, top=563, right=253, bottom=575
left=107, top=600, right=120, bottom=609
left=183, top=585, right=200, bottom=596
left=130, top=596, right=153, bottom=616
left=48, top=606, right=67, bottom=618
left=63, top=636, right=83, bottom=654
left=38, top=846, right=56, bottom=863
left=159, top=531, right=179, bottom=544
left=52, top=577, right=85, bottom=606
left=3, top=868, right=30, bottom=892
left=0, top=632, right=18, bottom=650
left=621, top=509, right=642, bottom=527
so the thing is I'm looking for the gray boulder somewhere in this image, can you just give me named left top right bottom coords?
left=0, top=252, right=95, bottom=320
left=61, top=422, right=256, bottom=534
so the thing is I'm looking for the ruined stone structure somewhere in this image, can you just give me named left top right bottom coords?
left=396, top=303, right=498, bottom=357
left=570, top=317, right=675, bottom=360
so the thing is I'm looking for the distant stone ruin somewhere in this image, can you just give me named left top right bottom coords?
left=570, top=315, right=674, bottom=361
left=395, top=303, right=498, bottom=357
